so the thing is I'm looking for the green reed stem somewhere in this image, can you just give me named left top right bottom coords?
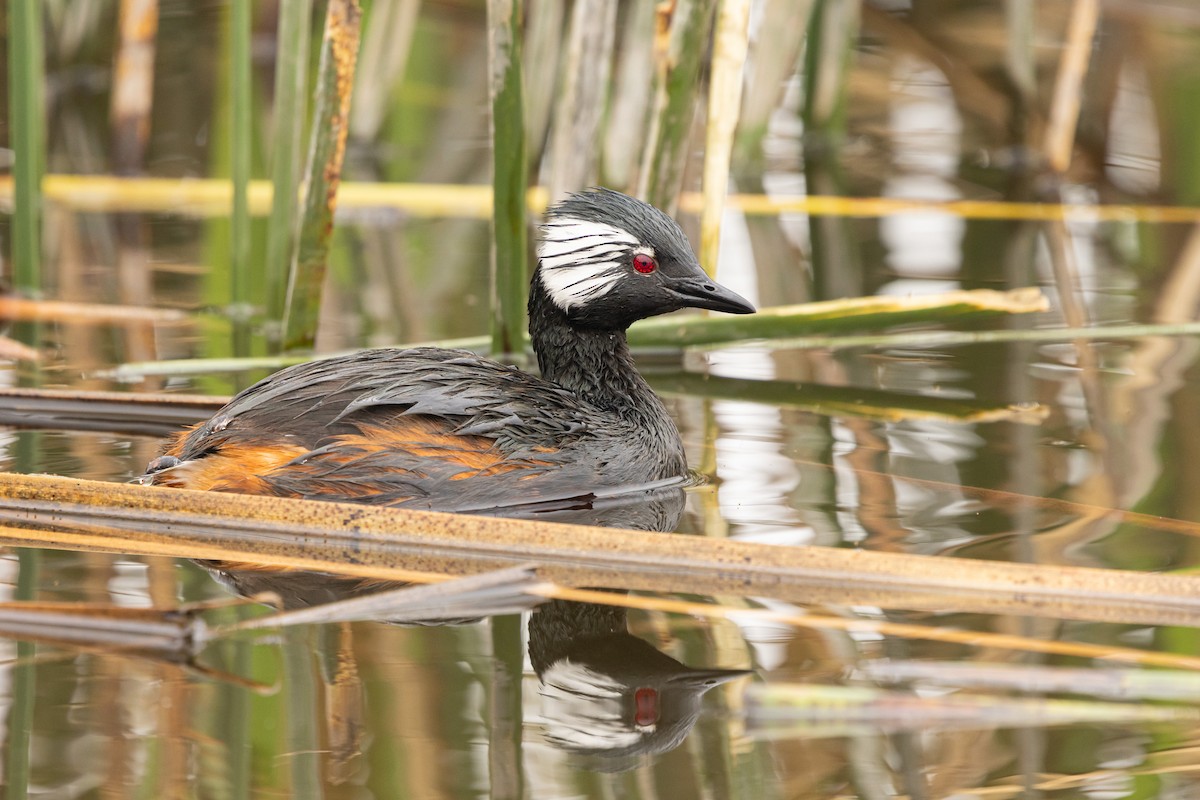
left=801, top=1, right=860, bottom=299
left=266, top=0, right=314, bottom=337
left=638, top=0, right=716, bottom=214
left=801, top=0, right=857, bottom=131
left=8, top=0, right=46, bottom=294
left=230, top=0, right=253, bottom=354
left=282, top=0, right=362, bottom=352
left=487, top=0, right=529, bottom=356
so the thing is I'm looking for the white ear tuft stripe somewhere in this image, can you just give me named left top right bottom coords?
left=540, top=219, right=637, bottom=246
left=537, top=217, right=641, bottom=311
left=539, top=241, right=626, bottom=263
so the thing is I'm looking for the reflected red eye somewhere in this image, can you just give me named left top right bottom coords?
left=632, top=253, right=657, bottom=274
left=634, top=687, right=659, bottom=727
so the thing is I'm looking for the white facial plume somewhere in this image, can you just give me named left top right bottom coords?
left=537, top=218, right=641, bottom=311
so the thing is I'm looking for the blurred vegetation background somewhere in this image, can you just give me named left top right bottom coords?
left=8, top=1, right=1195, bottom=382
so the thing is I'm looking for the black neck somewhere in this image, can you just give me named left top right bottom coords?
left=527, top=274, right=664, bottom=416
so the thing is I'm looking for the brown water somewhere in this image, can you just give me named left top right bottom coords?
left=4, top=2, right=1200, bottom=798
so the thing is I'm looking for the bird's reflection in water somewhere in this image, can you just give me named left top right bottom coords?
left=199, top=483, right=749, bottom=773
left=529, top=597, right=747, bottom=772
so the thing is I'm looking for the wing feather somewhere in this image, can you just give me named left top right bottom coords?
left=149, top=348, right=593, bottom=508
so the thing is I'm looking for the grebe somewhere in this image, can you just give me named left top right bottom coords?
left=140, top=188, right=754, bottom=511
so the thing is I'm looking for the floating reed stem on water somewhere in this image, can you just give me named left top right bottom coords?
left=4, top=471, right=1200, bottom=632
left=218, top=566, right=543, bottom=631
left=487, top=0, right=529, bottom=356
left=8, top=0, right=46, bottom=294
left=282, top=0, right=362, bottom=352
left=628, top=287, right=1050, bottom=347
left=0, top=386, right=222, bottom=436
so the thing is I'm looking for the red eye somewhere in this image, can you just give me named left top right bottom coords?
left=634, top=687, right=659, bottom=727
left=632, top=253, right=657, bottom=274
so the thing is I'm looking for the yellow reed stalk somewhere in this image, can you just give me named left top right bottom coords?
left=0, top=296, right=186, bottom=325
left=0, top=337, right=39, bottom=362
left=699, top=0, right=750, bottom=275
left=8, top=175, right=1200, bottom=223
left=1044, top=0, right=1100, bottom=173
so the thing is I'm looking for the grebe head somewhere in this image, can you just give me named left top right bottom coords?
left=534, top=188, right=755, bottom=330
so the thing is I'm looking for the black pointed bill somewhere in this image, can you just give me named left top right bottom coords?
left=666, top=276, right=756, bottom=315
left=666, top=668, right=752, bottom=687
